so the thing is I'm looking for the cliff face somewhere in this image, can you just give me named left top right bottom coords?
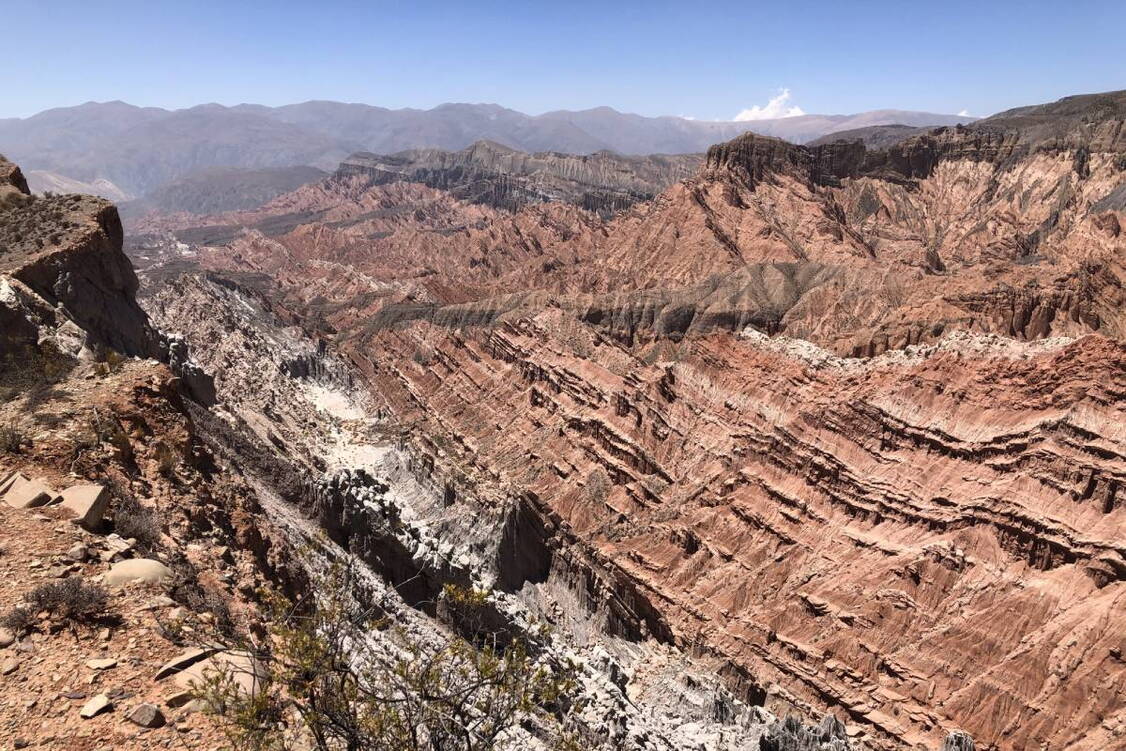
left=1, top=159, right=161, bottom=373
left=128, top=90, right=1126, bottom=751
left=341, top=318, right=1124, bottom=751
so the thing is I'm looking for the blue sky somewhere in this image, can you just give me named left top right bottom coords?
left=4, top=0, right=1124, bottom=120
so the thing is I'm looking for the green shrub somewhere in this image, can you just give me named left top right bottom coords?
left=199, top=565, right=576, bottom=751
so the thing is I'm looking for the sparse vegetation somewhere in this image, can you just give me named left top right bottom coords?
left=412, top=341, right=436, bottom=366
left=24, top=578, right=111, bottom=625
left=196, top=566, right=576, bottom=751
left=112, top=495, right=163, bottom=550
left=0, top=421, right=25, bottom=453
left=584, top=468, right=611, bottom=505
left=0, top=605, right=35, bottom=635
left=103, top=348, right=128, bottom=373
left=153, top=439, right=180, bottom=476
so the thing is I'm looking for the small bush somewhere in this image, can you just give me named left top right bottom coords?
left=0, top=605, right=35, bottom=635
left=113, top=495, right=162, bottom=550
left=26, top=578, right=110, bottom=624
left=0, top=422, right=24, bottom=453
left=153, top=440, right=179, bottom=476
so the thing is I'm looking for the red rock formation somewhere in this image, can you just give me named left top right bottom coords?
left=129, top=93, right=1126, bottom=750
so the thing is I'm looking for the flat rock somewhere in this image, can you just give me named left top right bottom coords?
left=173, top=650, right=264, bottom=698
left=3, top=476, right=56, bottom=509
left=79, top=693, right=112, bottom=718
left=86, top=657, right=117, bottom=670
left=163, top=690, right=196, bottom=708
left=104, top=558, right=172, bottom=587
left=0, top=470, right=24, bottom=496
left=59, top=484, right=110, bottom=529
left=126, top=702, right=166, bottom=728
left=154, top=647, right=214, bottom=680
left=0, top=627, right=14, bottom=648
left=1, top=658, right=19, bottom=675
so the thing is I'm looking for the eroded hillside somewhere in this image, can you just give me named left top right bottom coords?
left=2, top=154, right=897, bottom=750
left=4, top=88, right=1121, bottom=751
left=120, top=91, right=1126, bottom=751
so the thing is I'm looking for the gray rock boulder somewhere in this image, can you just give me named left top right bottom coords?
left=126, top=702, right=166, bottom=728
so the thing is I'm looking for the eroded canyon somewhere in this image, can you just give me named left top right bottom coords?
left=2, top=88, right=1124, bottom=750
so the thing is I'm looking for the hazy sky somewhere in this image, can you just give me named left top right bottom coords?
left=4, top=0, right=1124, bottom=120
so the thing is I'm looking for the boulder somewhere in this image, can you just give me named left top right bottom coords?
left=104, top=558, right=172, bottom=587
left=173, top=650, right=265, bottom=698
left=0, top=627, right=14, bottom=648
left=79, top=693, right=112, bottom=718
left=126, top=702, right=166, bottom=728
left=59, top=484, right=110, bottom=529
left=3, top=476, right=56, bottom=509
left=66, top=543, right=89, bottom=562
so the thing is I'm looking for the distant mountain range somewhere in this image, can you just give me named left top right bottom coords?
left=0, top=100, right=973, bottom=196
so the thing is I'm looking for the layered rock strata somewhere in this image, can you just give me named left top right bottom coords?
left=127, top=90, right=1126, bottom=750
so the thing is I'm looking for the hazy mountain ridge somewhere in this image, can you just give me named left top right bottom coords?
left=0, top=100, right=973, bottom=195
left=338, top=140, right=702, bottom=216
left=119, top=165, right=329, bottom=217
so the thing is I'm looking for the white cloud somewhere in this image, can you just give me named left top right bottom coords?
left=734, top=88, right=806, bottom=121
left=957, top=109, right=970, bottom=117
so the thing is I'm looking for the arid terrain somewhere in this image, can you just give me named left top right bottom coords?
left=2, top=87, right=1124, bottom=751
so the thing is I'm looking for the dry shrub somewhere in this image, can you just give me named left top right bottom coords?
left=0, top=422, right=24, bottom=453
left=24, top=578, right=110, bottom=625
left=113, top=495, right=163, bottom=550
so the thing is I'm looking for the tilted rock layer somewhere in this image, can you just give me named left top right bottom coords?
left=129, top=91, right=1126, bottom=750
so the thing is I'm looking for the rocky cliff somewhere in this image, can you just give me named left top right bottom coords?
left=0, top=154, right=302, bottom=748
left=120, top=89, right=1126, bottom=750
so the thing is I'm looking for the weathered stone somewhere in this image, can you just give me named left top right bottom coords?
left=3, top=476, right=56, bottom=509
left=59, top=484, right=110, bottom=529
left=154, top=648, right=214, bottom=680
left=126, top=702, right=166, bottom=728
left=86, top=657, right=117, bottom=670
left=66, top=543, right=89, bottom=562
left=163, top=690, right=196, bottom=708
left=1, top=657, right=19, bottom=675
left=141, top=595, right=176, bottom=610
left=98, top=534, right=135, bottom=563
left=0, top=470, right=24, bottom=496
left=941, top=732, right=976, bottom=751
left=79, top=693, right=112, bottom=718
left=0, top=627, right=14, bottom=648
left=173, top=650, right=264, bottom=698
left=104, top=558, right=172, bottom=587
